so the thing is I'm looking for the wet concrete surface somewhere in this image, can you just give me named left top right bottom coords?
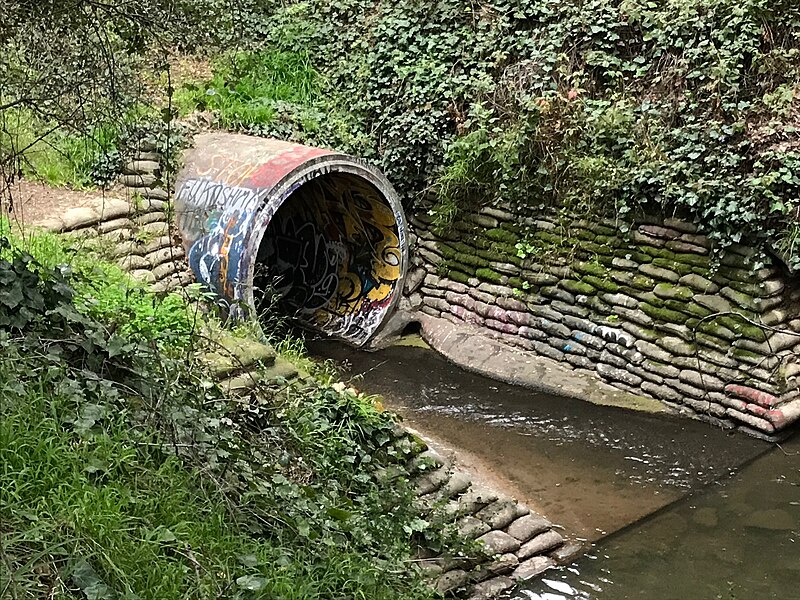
left=308, top=340, right=768, bottom=544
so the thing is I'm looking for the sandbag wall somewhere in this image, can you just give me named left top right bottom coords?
left=407, top=201, right=800, bottom=438
left=38, top=145, right=193, bottom=293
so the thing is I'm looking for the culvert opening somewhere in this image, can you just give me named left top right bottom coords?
left=254, top=171, right=403, bottom=345
left=175, top=134, right=408, bottom=347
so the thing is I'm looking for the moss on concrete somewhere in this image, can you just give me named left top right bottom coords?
left=507, top=276, right=526, bottom=290
left=664, top=300, right=712, bottom=318
left=452, top=219, right=479, bottom=235
left=592, top=224, right=618, bottom=236
left=574, top=261, right=607, bottom=278
left=562, top=279, right=596, bottom=296
left=500, top=222, right=522, bottom=233
left=640, top=246, right=677, bottom=260
left=534, top=230, right=562, bottom=245
left=640, top=303, right=690, bottom=324
left=717, top=315, right=767, bottom=342
left=653, top=283, right=694, bottom=301
left=583, top=275, right=619, bottom=293
left=594, top=234, right=621, bottom=247
left=438, top=243, right=457, bottom=260
left=633, top=327, right=662, bottom=342
left=731, top=347, right=766, bottom=362
left=478, top=248, right=522, bottom=266
left=493, top=240, right=522, bottom=254
left=715, top=265, right=750, bottom=283
left=615, top=249, right=653, bottom=264
left=472, top=236, right=493, bottom=250
left=476, top=267, right=504, bottom=284
left=680, top=253, right=711, bottom=268
left=580, top=241, right=613, bottom=256
left=447, top=269, right=471, bottom=284
left=629, top=274, right=657, bottom=291
left=652, top=258, right=693, bottom=276
left=594, top=254, right=616, bottom=267
left=454, top=251, right=489, bottom=268
left=696, top=320, right=736, bottom=340
left=635, top=291, right=665, bottom=308
left=486, top=228, right=519, bottom=244
left=445, top=260, right=476, bottom=277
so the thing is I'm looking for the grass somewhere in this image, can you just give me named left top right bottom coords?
left=1, top=220, right=199, bottom=346
left=0, top=228, right=439, bottom=600
left=175, top=50, right=319, bottom=129
left=0, top=352, right=433, bottom=600
left=0, top=109, right=119, bottom=189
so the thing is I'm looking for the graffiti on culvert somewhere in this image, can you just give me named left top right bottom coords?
left=174, top=134, right=407, bottom=345
left=177, top=178, right=265, bottom=301
left=260, top=172, right=402, bottom=344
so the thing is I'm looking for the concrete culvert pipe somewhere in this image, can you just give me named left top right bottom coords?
left=174, top=133, right=408, bottom=346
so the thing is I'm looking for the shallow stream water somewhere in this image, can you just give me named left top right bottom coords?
left=309, top=340, right=799, bottom=598
left=512, top=433, right=800, bottom=600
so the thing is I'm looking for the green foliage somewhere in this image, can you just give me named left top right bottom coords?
left=0, top=1, right=203, bottom=194
left=2, top=225, right=197, bottom=347
left=78, top=266, right=197, bottom=345
left=422, top=0, right=800, bottom=261
left=178, top=0, right=800, bottom=264
left=0, top=230, right=438, bottom=600
left=0, top=349, right=435, bottom=599
left=176, top=50, right=320, bottom=131
left=0, top=110, right=121, bottom=188
left=0, top=238, right=73, bottom=330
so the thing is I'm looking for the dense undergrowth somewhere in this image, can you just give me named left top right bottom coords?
left=173, top=0, right=800, bottom=266
left=0, top=227, right=441, bottom=600
left=7, top=1, right=798, bottom=260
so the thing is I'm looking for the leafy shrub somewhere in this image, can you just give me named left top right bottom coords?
left=178, top=0, right=800, bottom=263
left=0, top=237, right=73, bottom=330
left=2, top=224, right=197, bottom=348
left=0, top=230, right=439, bottom=600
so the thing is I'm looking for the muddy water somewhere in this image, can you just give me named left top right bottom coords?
left=309, top=341, right=767, bottom=545
left=513, top=434, right=800, bottom=600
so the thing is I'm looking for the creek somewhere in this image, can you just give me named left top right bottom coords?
left=309, top=339, right=799, bottom=599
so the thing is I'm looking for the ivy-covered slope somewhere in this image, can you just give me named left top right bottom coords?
left=180, top=0, right=800, bottom=265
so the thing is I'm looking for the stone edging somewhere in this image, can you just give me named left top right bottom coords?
left=36, top=148, right=192, bottom=294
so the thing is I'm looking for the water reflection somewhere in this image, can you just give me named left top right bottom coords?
left=511, top=435, right=800, bottom=599
left=309, top=342, right=767, bottom=544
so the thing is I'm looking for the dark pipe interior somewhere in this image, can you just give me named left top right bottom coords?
left=401, top=321, right=422, bottom=336
left=254, top=172, right=402, bottom=341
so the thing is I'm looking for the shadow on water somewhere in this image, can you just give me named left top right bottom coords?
left=308, top=340, right=768, bottom=546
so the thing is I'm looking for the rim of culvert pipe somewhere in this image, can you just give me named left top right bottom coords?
left=243, top=154, right=409, bottom=347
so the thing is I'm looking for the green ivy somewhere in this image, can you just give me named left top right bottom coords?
left=175, top=0, right=800, bottom=263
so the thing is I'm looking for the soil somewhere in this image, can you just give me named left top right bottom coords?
left=2, top=179, right=126, bottom=228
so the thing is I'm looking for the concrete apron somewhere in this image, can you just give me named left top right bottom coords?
left=418, top=314, right=667, bottom=414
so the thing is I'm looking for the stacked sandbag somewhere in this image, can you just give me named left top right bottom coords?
left=408, top=201, right=800, bottom=439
